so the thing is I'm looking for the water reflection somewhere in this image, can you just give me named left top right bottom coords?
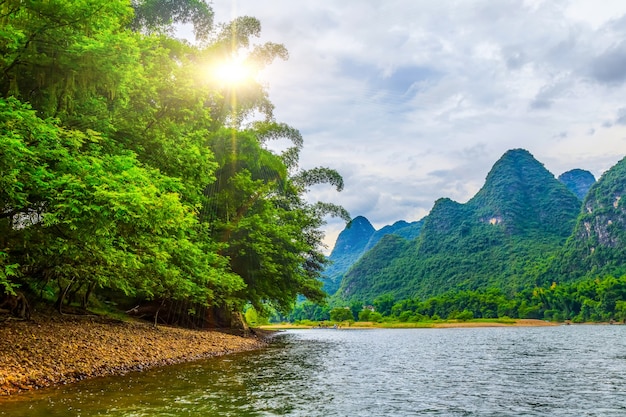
left=2, top=326, right=626, bottom=416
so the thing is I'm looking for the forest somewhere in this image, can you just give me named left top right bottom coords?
left=0, top=0, right=349, bottom=324
left=288, top=275, right=626, bottom=324
left=290, top=149, right=626, bottom=325
left=4, top=1, right=626, bottom=329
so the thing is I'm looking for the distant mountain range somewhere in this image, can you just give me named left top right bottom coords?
left=558, top=169, right=596, bottom=200
left=322, top=216, right=423, bottom=295
left=321, top=149, right=614, bottom=303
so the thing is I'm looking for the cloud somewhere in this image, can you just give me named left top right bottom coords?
left=530, top=79, right=573, bottom=110
left=615, top=108, right=626, bottom=125
left=589, top=41, right=626, bottom=84
left=207, top=1, right=626, bottom=251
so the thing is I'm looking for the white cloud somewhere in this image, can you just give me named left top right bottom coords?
left=208, top=0, right=626, bottom=252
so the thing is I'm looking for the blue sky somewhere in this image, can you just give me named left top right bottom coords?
left=206, top=0, right=626, bottom=251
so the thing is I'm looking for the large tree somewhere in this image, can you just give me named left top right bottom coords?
left=204, top=126, right=348, bottom=314
left=0, top=0, right=346, bottom=319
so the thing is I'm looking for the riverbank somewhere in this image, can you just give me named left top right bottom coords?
left=0, top=313, right=269, bottom=396
left=262, top=318, right=560, bottom=330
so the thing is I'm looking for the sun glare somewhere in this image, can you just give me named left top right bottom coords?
left=211, top=58, right=254, bottom=87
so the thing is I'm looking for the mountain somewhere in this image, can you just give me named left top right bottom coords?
left=558, top=169, right=596, bottom=201
left=363, top=220, right=424, bottom=252
left=468, top=149, right=579, bottom=237
left=338, top=234, right=411, bottom=300
left=337, top=149, right=582, bottom=302
left=321, top=216, right=375, bottom=295
left=321, top=217, right=424, bottom=295
left=556, top=156, right=626, bottom=279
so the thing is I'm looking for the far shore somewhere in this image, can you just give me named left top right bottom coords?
left=261, top=318, right=571, bottom=330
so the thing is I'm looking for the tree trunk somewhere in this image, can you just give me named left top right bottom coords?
left=154, top=299, right=166, bottom=328
left=56, top=278, right=76, bottom=314
left=82, top=281, right=97, bottom=310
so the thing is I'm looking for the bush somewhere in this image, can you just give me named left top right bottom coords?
left=358, top=309, right=372, bottom=321
left=456, top=309, right=474, bottom=321
left=409, top=313, right=426, bottom=322
left=369, top=311, right=384, bottom=322
left=398, top=311, right=412, bottom=322
left=330, top=307, right=354, bottom=322
left=544, top=309, right=562, bottom=321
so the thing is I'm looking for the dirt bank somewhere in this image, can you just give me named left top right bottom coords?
left=0, top=314, right=269, bottom=396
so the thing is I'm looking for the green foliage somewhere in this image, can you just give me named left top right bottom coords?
left=244, top=306, right=268, bottom=326
left=358, top=309, right=372, bottom=321
left=203, top=128, right=345, bottom=314
left=349, top=300, right=362, bottom=321
left=373, top=294, right=395, bottom=316
left=292, top=275, right=626, bottom=324
left=0, top=0, right=346, bottom=320
left=337, top=149, right=582, bottom=301
left=0, top=251, right=19, bottom=295
left=368, top=311, right=384, bottom=323
left=555, top=156, right=626, bottom=282
left=454, top=310, right=474, bottom=321
left=287, top=301, right=330, bottom=322
left=329, top=307, right=354, bottom=322
left=131, top=0, right=214, bottom=40
left=337, top=234, right=410, bottom=301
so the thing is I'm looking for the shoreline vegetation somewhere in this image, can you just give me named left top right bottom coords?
left=262, top=318, right=581, bottom=330
left=0, top=313, right=271, bottom=397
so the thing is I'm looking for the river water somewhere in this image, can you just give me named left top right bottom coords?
left=2, top=325, right=626, bottom=416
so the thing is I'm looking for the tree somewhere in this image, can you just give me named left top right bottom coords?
left=349, top=301, right=363, bottom=321
left=330, top=307, right=353, bottom=322
left=0, top=0, right=347, bottom=325
left=358, top=309, right=371, bottom=321
left=373, top=294, right=395, bottom=316
left=130, top=0, right=214, bottom=40
left=204, top=128, right=348, bottom=314
left=0, top=0, right=138, bottom=122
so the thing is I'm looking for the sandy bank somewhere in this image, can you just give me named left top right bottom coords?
left=263, top=318, right=560, bottom=330
left=0, top=314, right=268, bottom=396
left=431, top=319, right=558, bottom=328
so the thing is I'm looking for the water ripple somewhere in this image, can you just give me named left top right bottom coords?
left=3, top=325, right=626, bottom=416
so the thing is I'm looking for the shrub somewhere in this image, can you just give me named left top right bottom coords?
left=330, top=307, right=354, bottom=322
left=398, top=311, right=412, bottom=322
left=369, top=311, right=384, bottom=322
left=358, top=309, right=372, bottom=321
left=456, top=309, right=474, bottom=321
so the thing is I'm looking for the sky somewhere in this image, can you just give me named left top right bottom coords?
left=206, top=0, right=626, bottom=252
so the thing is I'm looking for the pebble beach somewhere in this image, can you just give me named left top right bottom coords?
left=0, top=314, right=267, bottom=396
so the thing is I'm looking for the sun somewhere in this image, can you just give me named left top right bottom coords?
left=211, top=57, right=254, bottom=87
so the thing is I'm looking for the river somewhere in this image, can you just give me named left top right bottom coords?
left=2, top=325, right=626, bottom=416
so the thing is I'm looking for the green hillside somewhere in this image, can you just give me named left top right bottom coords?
left=337, top=149, right=582, bottom=302
left=321, top=216, right=375, bottom=295
left=556, top=156, right=626, bottom=280
left=363, top=220, right=424, bottom=252
left=337, top=234, right=412, bottom=301
left=321, top=217, right=423, bottom=295
left=558, top=169, right=596, bottom=201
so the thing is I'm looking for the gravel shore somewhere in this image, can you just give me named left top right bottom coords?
left=0, top=314, right=268, bottom=396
